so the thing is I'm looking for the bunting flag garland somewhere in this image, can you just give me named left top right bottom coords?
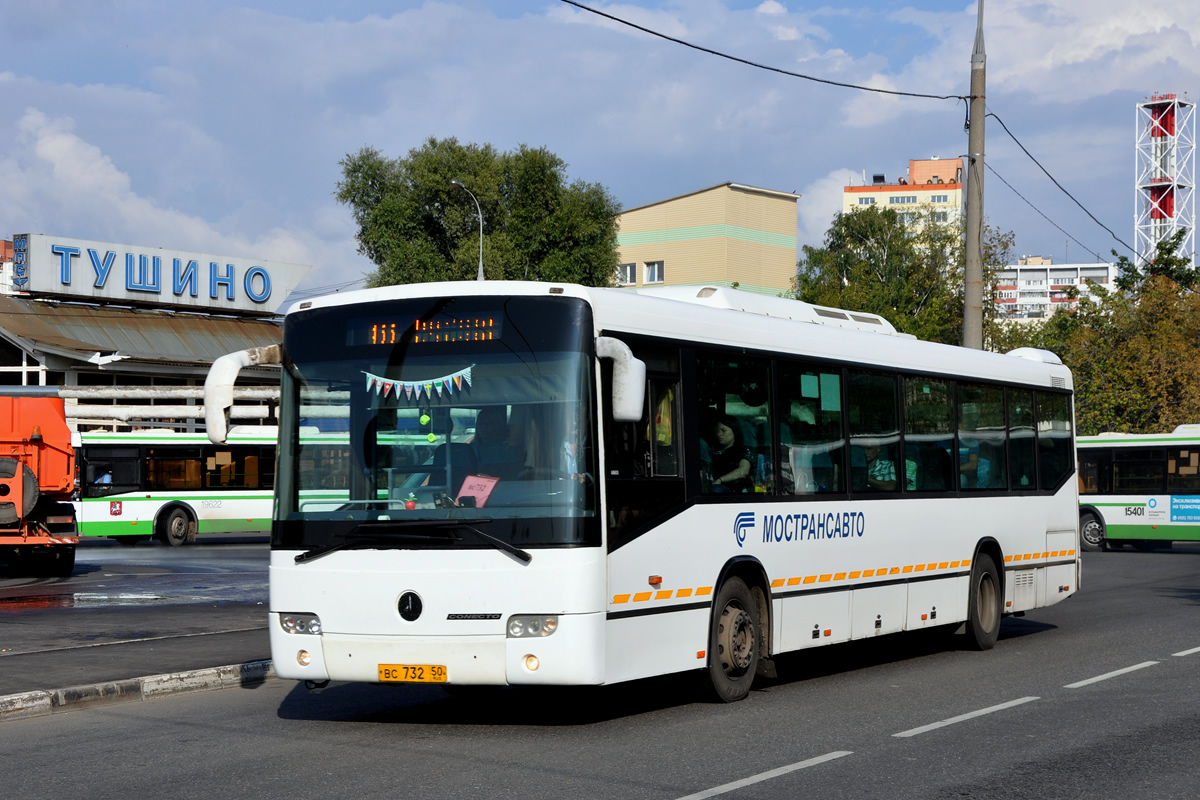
left=361, top=365, right=474, bottom=405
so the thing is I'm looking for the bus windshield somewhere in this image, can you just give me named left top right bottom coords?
left=274, top=294, right=599, bottom=550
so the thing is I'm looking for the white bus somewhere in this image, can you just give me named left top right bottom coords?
left=76, top=427, right=276, bottom=546
left=206, top=282, right=1080, bottom=701
left=1078, top=425, right=1200, bottom=551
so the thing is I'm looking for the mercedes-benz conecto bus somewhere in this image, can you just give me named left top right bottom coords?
left=1077, top=425, right=1200, bottom=551
left=76, top=428, right=276, bottom=546
left=205, top=282, right=1079, bottom=702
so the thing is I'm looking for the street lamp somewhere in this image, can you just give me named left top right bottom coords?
left=450, top=179, right=485, bottom=281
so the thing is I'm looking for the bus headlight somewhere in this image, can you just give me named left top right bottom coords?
left=507, top=614, right=559, bottom=638
left=280, top=613, right=322, bottom=635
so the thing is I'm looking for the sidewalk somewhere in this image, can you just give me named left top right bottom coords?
left=0, top=606, right=273, bottom=722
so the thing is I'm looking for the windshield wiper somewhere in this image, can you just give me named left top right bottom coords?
left=295, top=519, right=531, bottom=565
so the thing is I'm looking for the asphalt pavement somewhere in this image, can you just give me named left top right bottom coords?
left=0, top=541, right=273, bottom=722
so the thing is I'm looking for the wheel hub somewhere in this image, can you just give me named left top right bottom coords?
left=718, top=604, right=755, bottom=673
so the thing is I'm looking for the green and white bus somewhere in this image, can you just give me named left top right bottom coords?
left=76, top=427, right=276, bottom=546
left=1077, top=426, right=1200, bottom=550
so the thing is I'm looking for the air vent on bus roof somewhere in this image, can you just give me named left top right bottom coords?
left=814, top=308, right=849, bottom=320
left=850, top=314, right=882, bottom=325
left=1051, top=377, right=1066, bottom=388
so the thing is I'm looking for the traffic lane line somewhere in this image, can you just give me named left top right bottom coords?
left=671, top=751, right=853, bottom=800
left=1172, top=646, right=1200, bottom=657
left=1064, top=661, right=1159, bottom=689
left=892, top=696, right=1040, bottom=738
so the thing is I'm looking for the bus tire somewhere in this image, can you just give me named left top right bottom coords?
left=1079, top=512, right=1106, bottom=552
left=161, top=508, right=191, bottom=547
left=703, top=577, right=758, bottom=703
left=964, top=553, right=1001, bottom=651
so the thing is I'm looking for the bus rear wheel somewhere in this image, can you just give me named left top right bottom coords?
left=1079, top=512, right=1106, bottom=552
left=161, top=508, right=191, bottom=547
left=964, top=553, right=1001, bottom=651
left=703, top=577, right=758, bottom=703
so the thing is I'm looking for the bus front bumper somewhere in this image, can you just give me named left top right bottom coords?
left=270, top=612, right=606, bottom=686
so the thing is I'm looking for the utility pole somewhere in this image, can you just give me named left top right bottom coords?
left=963, top=0, right=986, bottom=349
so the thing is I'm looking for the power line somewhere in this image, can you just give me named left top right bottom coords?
left=985, top=162, right=1105, bottom=262
left=558, top=0, right=967, bottom=102
left=559, top=1, right=1133, bottom=260
left=986, top=112, right=1134, bottom=256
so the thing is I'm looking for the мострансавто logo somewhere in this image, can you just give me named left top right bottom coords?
left=735, top=509, right=866, bottom=547
left=733, top=512, right=755, bottom=547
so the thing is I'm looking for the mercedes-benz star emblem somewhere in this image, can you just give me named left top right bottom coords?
left=398, top=591, right=423, bottom=621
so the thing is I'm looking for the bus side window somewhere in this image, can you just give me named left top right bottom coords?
left=902, top=377, right=953, bottom=493
left=647, top=380, right=679, bottom=477
left=779, top=364, right=843, bottom=494
left=1169, top=447, right=1200, bottom=492
left=1036, top=391, right=1073, bottom=491
left=1008, top=389, right=1037, bottom=489
left=959, top=383, right=1007, bottom=491
left=696, top=352, right=774, bottom=495
left=847, top=370, right=899, bottom=493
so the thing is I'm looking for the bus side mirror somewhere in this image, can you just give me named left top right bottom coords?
left=596, top=336, right=646, bottom=422
left=204, top=344, right=281, bottom=444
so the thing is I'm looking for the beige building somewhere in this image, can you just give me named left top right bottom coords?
left=616, top=182, right=801, bottom=295
left=842, top=158, right=964, bottom=228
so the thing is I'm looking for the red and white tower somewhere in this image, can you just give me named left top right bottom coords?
left=1135, top=93, right=1195, bottom=268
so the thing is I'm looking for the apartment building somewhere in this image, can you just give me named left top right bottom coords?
left=616, top=182, right=801, bottom=295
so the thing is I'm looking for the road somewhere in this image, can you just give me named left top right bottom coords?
left=0, top=540, right=269, bottom=694
left=2, top=546, right=1199, bottom=800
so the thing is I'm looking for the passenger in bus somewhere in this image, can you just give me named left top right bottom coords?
left=471, top=406, right=523, bottom=479
left=861, top=443, right=896, bottom=491
left=554, top=414, right=593, bottom=487
left=709, top=415, right=753, bottom=494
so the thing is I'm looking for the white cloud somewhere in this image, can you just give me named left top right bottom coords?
left=0, top=109, right=369, bottom=292
left=756, top=1, right=788, bottom=16
left=796, top=170, right=856, bottom=250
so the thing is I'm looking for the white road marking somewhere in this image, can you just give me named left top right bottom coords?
left=672, top=751, right=853, bottom=800
left=1172, top=646, right=1200, bottom=657
left=892, top=696, right=1040, bottom=738
left=1064, top=661, right=1159, bottom=688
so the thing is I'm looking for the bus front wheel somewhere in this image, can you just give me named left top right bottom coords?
left=1079, top=512, right=1106, bottom=552
left=161, top=508, right=191, bottom=547
left=964, top=553, right=1001, bottom=651
left=703, top=577, right=758, bottom=703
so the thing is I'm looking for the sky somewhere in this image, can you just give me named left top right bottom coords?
left=1, top=0, right=1197, bottom=300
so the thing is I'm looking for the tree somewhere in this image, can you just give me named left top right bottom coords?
left=1115, top=228, right=1195, bottom=292
left=794, top=205, right=1013, bottom=346
left=337, top=138, right=622, bottom=287
left=993, top=229, right=1200, bottom=435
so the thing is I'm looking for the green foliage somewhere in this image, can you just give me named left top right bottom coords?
left=337, top=138, right=622, bottom=287
left=794, top=205, right=1012, bottom=346
left=994, top=230, right=1200, bottom=435
left=1114, top=229, right=1195, bottom=292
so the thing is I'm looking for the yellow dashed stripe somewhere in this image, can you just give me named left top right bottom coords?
left=611, top=551, right=1076, bottom=605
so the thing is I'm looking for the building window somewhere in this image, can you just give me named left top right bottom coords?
left=931, top=194, right=949, bottom=204
left=645, top=261, right=665, bottom=284
left=617, top=263, right=636, bottom=286
left=889, top=195, right=917, bottom=204
left=933, top=211, right=949, bottom=223
left=858, top=197, right=876, bottom=205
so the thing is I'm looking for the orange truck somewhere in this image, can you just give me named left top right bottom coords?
left=0, top=395, right=78, bottom=577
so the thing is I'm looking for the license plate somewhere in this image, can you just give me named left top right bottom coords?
left=378, top=663, right=447, bottom=683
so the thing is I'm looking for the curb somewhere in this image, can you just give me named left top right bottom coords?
left=0, top=660, right=275, bottom=723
